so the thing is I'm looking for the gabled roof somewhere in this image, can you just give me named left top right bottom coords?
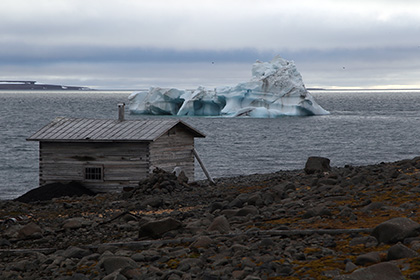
left=27, top=117, right=205, bottom=142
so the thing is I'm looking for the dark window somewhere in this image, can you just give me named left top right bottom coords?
left=85, top=166, right=103, bottom=181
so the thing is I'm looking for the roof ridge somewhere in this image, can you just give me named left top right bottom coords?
left=27, top=118, right=205, bottom=142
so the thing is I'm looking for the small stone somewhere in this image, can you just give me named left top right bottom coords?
left=232, top=270, right=246, bottom=279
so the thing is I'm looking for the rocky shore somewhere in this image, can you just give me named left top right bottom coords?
left=2, top=157, right=420, bottom=279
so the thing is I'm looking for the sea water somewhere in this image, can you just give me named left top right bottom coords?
left=1, top=89, right=420, bottom=200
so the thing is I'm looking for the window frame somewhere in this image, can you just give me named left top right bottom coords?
left=84, top=165, right=104, bottom=181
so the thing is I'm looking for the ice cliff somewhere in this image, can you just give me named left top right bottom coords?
left=129, top=56, right=329, bottom=117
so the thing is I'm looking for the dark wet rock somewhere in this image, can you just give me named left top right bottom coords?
left=371, top=217, right=420, bottom=244
left=304, top=156, right=331, bottom=174
left=387, top=242, right=419, bottom=260
left=138, top=217, right=182, bottom=239
left=334, top=262, right=404, bottom=280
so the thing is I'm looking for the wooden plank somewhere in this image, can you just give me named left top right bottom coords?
left=193, top=148, right=214, bottom=184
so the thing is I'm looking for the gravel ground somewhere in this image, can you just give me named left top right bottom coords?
left=1, top=158, right=420, bottom=279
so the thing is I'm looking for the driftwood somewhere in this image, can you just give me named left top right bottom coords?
left=0, top=227, right=372, bottom=254
left=98, top=210, right=143, bottom=226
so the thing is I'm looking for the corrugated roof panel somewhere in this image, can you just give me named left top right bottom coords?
left=85, top=120, right=117, bottom=140
left=28, top=117, right=62, bottom=140
left=105, top=121, right=135, bottom=140
left=123, top=121, right=151, bottom=139
left=75, top=119, right=111, bottom=140
left=116, top=121, right=145, bottom=139
left=41, top=118, right=75, bottom=140
left=142, top=120, right=175, bottom=140
left=27, top=117, right=205, bottom=142
left=56, top=118, right=92, bottom=140
left=65, top=119, right=96, bottom=140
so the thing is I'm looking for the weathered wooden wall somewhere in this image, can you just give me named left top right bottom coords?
left=149, top=126, right=195, bottom=180
left=39, top=142, right=149, bottom=192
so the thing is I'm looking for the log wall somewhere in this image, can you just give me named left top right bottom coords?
left=39, top=142, right=150, bottom=193
left=149, top=126, right=195, bottom=180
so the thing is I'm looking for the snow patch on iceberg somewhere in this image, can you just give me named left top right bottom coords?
left=129, top=55, right=329, bottom=117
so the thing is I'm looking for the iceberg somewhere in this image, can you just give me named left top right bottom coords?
left=129, top=55, right=329, bottom=117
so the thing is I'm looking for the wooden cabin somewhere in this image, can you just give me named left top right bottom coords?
left=27, top=105, right=205, bottom=193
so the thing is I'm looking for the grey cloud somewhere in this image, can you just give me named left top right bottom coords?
left=1, top=0, right=420, bottom=89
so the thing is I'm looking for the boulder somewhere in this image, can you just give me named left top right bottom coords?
left=371, top=217, right=420, bottom=244
left=235, top=206, right=259, bottom=217
left=190, top=236, right=214, bottom=249
left=62, top=217, right=92, bottom=230
left=349, top=236, right=378, bottom=247
left=17, top=222, right=42, bottom=239
left=304, top=157, right=331, bottom=174
left=334, top=262, right=404, bottom=280
left=100, top=256, right=137, bottom=275
left=354, top=251, right=381, bottom=266
left=387, top=242, right=419, bottom=260
left=207, top=215, right=230, bottom=234
left=138, top=217, right=182, bottom=239
left=61, top=246, right=91, bottom=259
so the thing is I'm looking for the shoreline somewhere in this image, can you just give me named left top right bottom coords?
left=1, top=157, right=420, bottom=278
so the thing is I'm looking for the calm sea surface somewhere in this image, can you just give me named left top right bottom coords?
left=1, top=89, right=420, bottom=200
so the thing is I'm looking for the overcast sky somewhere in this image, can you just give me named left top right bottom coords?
left=1, top=0, right=420, bottom=89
